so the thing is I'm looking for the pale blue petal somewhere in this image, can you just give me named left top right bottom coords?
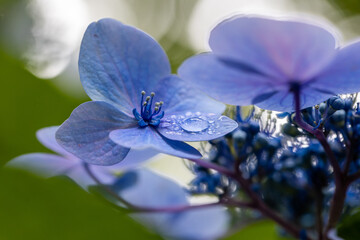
left=109, top=127, right=202, bottom=159
left=115, top=169, right=229, bottom=240
left=120, top=170, right=188, bottom=236
left=164, top=206, right=229, bottom=240
left=66, top=164, right=116, bottom=190
left=210, top=16, right=336, bottom=81
left=179, top=53, right=273, bottom=106
left=117, top=169, right=187, bottom=207
left=312, top=40, right=360, bottom=95
left=79, top=18, right=170, bottom=116
left=6, top=153, right=77, bottom=178
left=158, top=113, right=238, bottom=141
left=56, top=101, right=137, bottom=166
left=154, top=75, right=225, bottom=115
left=6, top=152, right=117, bottom=190
left=108, top=148, right=159, bottom=171
left=36, top=126, right=71, bottom=157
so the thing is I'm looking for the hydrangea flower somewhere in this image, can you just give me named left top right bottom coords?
left=179, top=16, right=360, bottom=112
left=7, top=126, right=158, bottom=189
left=112, top=169, right=229, bottom=240
left=8, top=128, right=229, bottom=239
left=56, top=18, right=238, bottom=166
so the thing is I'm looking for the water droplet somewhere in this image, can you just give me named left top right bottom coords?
left=180, top=117, right=209, bottom=133
left=161, top=122, right=171, bottom=127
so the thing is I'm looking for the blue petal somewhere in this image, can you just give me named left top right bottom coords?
left=312, top=41, right=360, bottom=95
left=115, top=169, right=187, bottom=207
left=36, top=126, right=72, bottom=157
left=67, top=164, right=116, bottom=190
left=164, top=206, right=229, bottom=240
left=158, top=113, right=238, bottom=141
left=154, top=75, right=225, bottom=115
left=210, top=16, right=337, bottom=81
left=6, top=153, right=77, bottom=178
left=107, top=148, right=160, bottom=171
left=109, top=127, right=202, bottom=159
left=114, top=169, right=229, bottom=240
left=6, top=154, right=113, bottom=190
left=179, top=53, right=272, bottom=106
left=132, top=109, right=142, bottom=121
left=56, top=101, right=137, bottom=166
left=79, top=18, right=171, bottom=116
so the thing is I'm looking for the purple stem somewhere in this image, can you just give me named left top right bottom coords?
left=189, top=133, right=308, bottom=238
left=291, top=89, right=348, bottom=239
left=233, top=171, right=307, bottom=239
left=292, top=89, right=342, bottom=187
left=188, top=158, right=236, bottom=178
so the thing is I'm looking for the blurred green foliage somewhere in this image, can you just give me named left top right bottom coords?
left=0, top=50, right=160, bottom=239
left=2, top=0, right=360, bottom=239
left=224, top=221, right=293, bottom=240
left=337, top=209, right=360, bottom=240
left=329, top=0, right=360, bottom=16
left=0, top=169, right=160, bottom=240
left=0, top=50, right=83, bottom=164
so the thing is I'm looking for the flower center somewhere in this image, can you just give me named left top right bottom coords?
left=132, top=91, right=164, bottom=127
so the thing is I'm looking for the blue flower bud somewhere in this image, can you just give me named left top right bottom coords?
left=252, top=133, right=268, bottom=150
left=232, top=129, right=247, bottom=144
left=328, top=96, right=345, bottom=110
left=319, top=102, right=327, bottom=114
left=282, top=123, right=301, bottom=137
left=330, top=109, right=346, bottom=128
left=344, top=98, right=354, bottom=110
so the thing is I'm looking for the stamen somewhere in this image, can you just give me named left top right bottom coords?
left=140, top=91, right=146, bottom=115
left=314, top=105, right=320, bottom=123
left=133, top=91, right=165, bottom=127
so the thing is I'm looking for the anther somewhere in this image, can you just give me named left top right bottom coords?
left=134, top=91, right=165, bottom=128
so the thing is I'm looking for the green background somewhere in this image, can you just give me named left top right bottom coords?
left=1, top=0, right=360, bottom=239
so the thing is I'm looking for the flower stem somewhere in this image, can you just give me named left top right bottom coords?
left=292, top=89, right=342, bottom=187
left=188, top=158, right=236, bottom=177
left=233, top=172, right=308, bottom=239
left=83, top=163, right=251, bottom=213
left=292, top=89, right=348, bottom=239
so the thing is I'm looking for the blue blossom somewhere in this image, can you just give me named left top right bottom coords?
left=7, top=126, right=158, bottom=189
left=111, top=169, right=230, bottom=240
left=56, top=18, right=238, bottom=166
left=179, top=16, right=360, bottom=112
